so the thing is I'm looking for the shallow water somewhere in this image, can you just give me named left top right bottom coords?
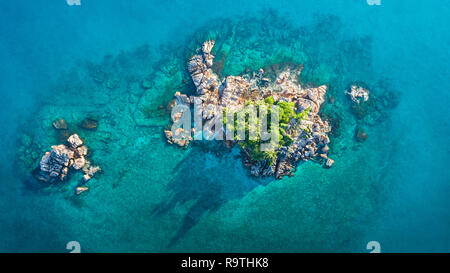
left=0, top=0, right=449, bottom=252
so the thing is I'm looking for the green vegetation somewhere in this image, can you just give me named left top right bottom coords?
left=223, top=96, right=310, bottom=164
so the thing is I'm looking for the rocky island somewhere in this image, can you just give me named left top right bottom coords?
left=165, top=41, right=334, bottom=179
left=37, top=133, right=101, bottom=194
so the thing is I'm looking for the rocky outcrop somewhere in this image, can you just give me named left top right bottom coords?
left=174, top=91, right=191, bottom=106
left=188, top=41, right=220, bottom=95
left=37, top=134, right=101, bottom=183
left=52, top=118, right=68, bottom=130
left=346, top=85, right=370, bottom=104
left=164, top=91, right=194, bottom=147
left=76, top=187, right=89, bottom=195
left=80, top=117, right=98, bottom=130
left=220, top=76, right=250, bottom=108
left=165, top=41, right=334, bottom=179
left=39, top=144, right=73, bottom=181
left=325, top=158, right=335, bottom=168
left=67, top=134, right=83, bottom=149
left=202, top=40, right=215, bottom=68
left=82, top=164, right=101, bottom=182
left=164, top=128, right=192, bottom=147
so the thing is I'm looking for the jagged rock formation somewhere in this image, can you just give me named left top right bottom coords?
left=164, top=91, right=193, bottom=147
left=76, top=187, right=89, bottom=195
left=67, top=134, right=83, bottom=149
left=39, top=144, right=74, bottom=181
left=37, top=134, right=101, bottom=183
left=165, top=40, right=334, bottom=178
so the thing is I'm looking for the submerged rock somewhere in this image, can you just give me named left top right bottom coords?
left=80, top=117, right=98, bottom=130
left=347, top=84, right=398, bottom=123
left=141, top=79, right=152, bottom=89
left=166, top=99, right=177, bottom=111
left=52, top=118, right=68, bottom=130
left=85, top=165, right=101, bottom=176
left=81, top=161, right=102, bottom=182
left=355, top=128, right=368, bottom=142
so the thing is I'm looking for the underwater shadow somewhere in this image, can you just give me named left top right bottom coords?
left=152, top=144, right=272, bottom=247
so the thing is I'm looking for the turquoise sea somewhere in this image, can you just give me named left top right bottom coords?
left=0, top=0, right=449, bottom=252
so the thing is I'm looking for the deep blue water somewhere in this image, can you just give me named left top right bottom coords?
left=0, top=0, right=449, bottom=252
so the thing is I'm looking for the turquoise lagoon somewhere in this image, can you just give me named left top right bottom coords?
left=0, top=0, right=449, bottom=252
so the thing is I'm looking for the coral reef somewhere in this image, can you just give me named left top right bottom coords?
left=165, top=41, right=334, bottom=178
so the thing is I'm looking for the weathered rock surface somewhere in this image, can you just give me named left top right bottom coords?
left=188, top=41, right=220, bottom=95
left=325, top=158, right=335, bottom=168
left=76, top=145, right=88, bottom=156
left=37, top=134, right=101, bottom=183
left=38, top=144, right=73, bottom=181
left=67, top=134, right=83, bottom=149
left=346, top=85, right=370, bottom=104
left=164, top=128, right=192, bottom=147
left=76, top=187, right=89, bottom=195
left=202, top=40, right=215, bottom=67
left=72, top=157, right=86, bottom=170
left=81, top=161, right=101, bottom=182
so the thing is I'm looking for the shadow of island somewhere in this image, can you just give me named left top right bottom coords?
left=152, top=143, right=273, bottom=247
